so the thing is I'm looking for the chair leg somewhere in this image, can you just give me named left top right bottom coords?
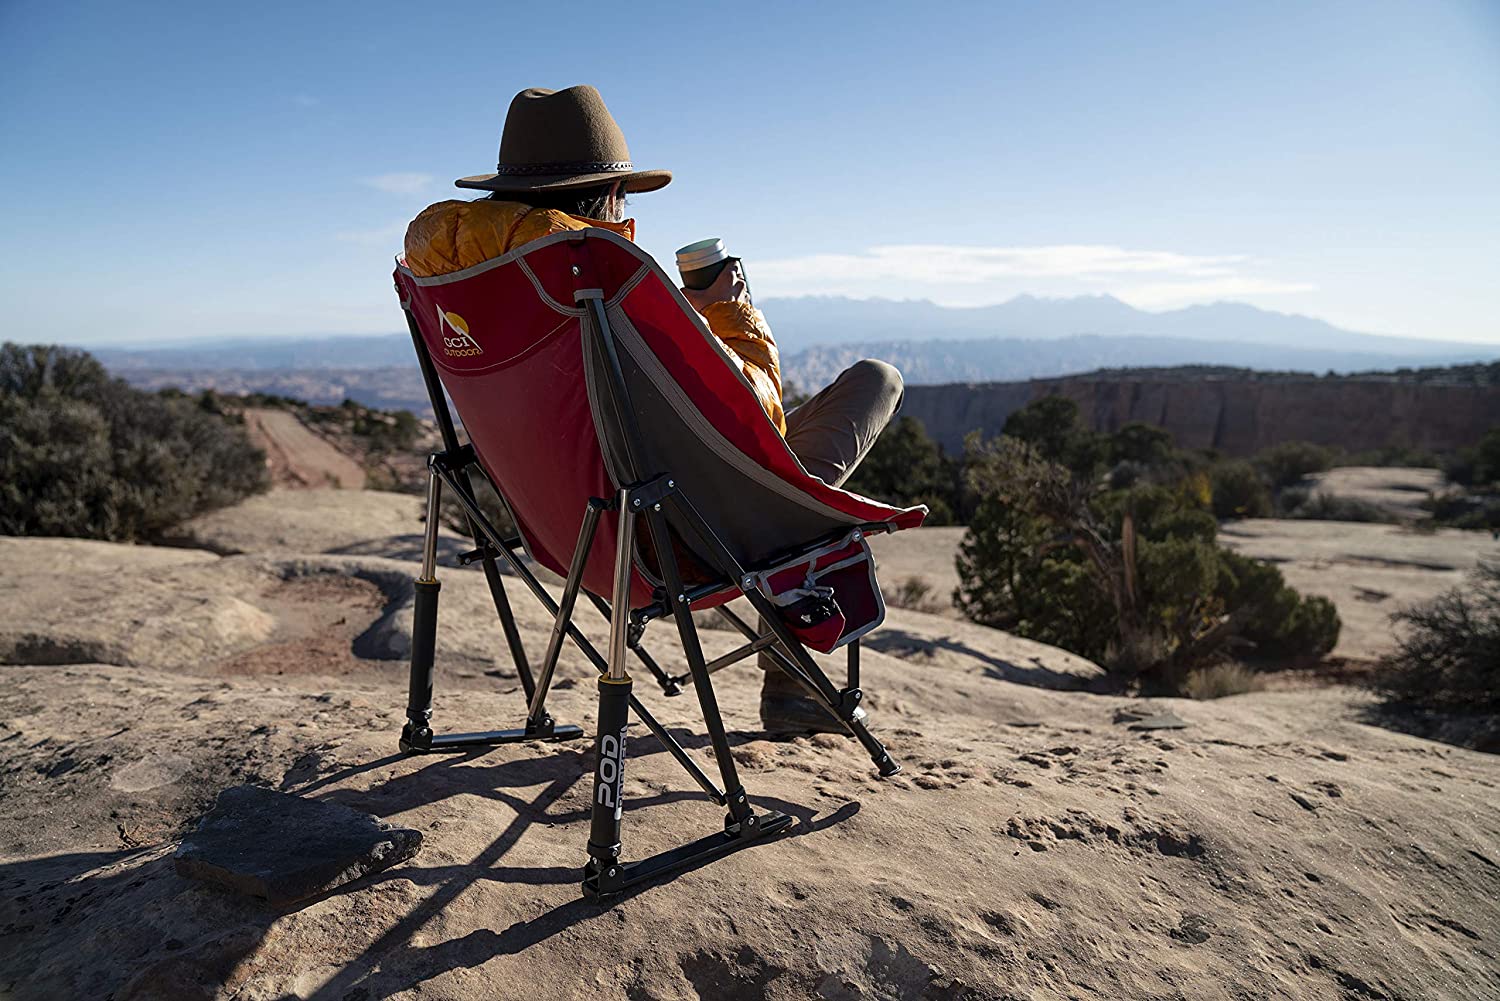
left=449, top=463, right=538, bottom=702
left=476, top=554, right=536, bottom=702
left=734, top=596, right=901, bottom=778
left=642, top=508, right=756, bottom=824
left=399, top=470, right=444, bottom=752
left=582, top=592, right=682, bottom=696
left=399, top=468, right=584, bottom=754
left=526, top=498, right=606, bottom=728
left=582, top=491, right=792, bottom=899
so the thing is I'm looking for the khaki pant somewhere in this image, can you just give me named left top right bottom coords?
left=784, top=358, right=905, bottom=488
left=759, top=359, right=904, bottom=674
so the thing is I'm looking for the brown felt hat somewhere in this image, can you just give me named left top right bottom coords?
left=456, top=85, right=671, bottom=195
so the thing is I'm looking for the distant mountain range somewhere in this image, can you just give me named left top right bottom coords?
left=760, top=294, right=1493, bottom=356
left=780, top=334, right=1499, bottom=392
left=87, top=296, right=1498, bottom=407
left=93, top=335, right=416, bottom=372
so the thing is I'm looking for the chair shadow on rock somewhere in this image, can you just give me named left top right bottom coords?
left=327, top=534, right=479, bottom=567
left=291, top=740, right=858, bottom=1001
left=863, top=628, right=1099, bottom=691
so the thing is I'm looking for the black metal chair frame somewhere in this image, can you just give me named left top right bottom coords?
left=396, top=285, right=900, bottom=898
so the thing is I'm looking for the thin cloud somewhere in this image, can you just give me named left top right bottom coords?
left=362, top=172, right=434, bottom=195
left=751, top=243, right=1311, bottom=308
left=292, top=94, right=320, bottom=108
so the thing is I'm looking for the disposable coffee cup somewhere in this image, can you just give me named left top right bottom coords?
left=676, top=238, right=735, bottom=291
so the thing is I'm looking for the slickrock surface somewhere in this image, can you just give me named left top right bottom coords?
left=1301, top=466, right=1447, bottom=522
left=1, top=494, right=1496, bottom=1000
left=169, top=488, right=433, bottom=556
left=1219, top=519, right=1498, bottom=662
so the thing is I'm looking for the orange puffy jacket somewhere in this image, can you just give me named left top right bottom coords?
left=404, top=199, right=786, bottom=434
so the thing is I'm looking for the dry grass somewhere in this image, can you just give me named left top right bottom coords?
left=884, top=574, right=944, bottom=613
left=1183, top=662, right=1266, bottom=700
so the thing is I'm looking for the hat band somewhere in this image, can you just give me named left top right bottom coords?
left=492, top=160, right=634, bottom=177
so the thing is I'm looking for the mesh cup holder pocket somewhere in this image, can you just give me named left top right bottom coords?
left=755, top=530, right=886, bottom=654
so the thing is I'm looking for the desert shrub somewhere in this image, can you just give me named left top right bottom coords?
left=1208, top=460, right=1272, bottom=519
left=955, top=418, right=1339, bottom=691
left=1183, top=663, right=1264, bottom=700
left=1285, top=491, right=1398, bottom=524
left=1108, top=422, right=1175, bottom=467
left=351, top=406, right=422, bottom=457
left=1215, top=551, right=1340, bottom=661
left=843, top=416, right=963, bottom=525
left=1374, top=563, right=1500, bottom=711
left=1340, top=444, right=1440, bottom=468
left=1001, top=395, right=1106, bottom=477
left=1444, top=427, right=1500, bottom=487
left=1276, top=595, right=1342, bottom=659
left=1254, top=440, right=1334, bottom=490
left=1106, top=459, right=1150, bottom=491
left=955, top=487, right=1118, bottom=659
left=1424, top=489, right=1500, bottom=531
left=1276, top=484, right=1311, bottom=516
left=1477, top=429, right=1500, bottom=485
left=0, top=343, right=268, bottom=541
left=1443, top=448, right=1478, bottom=487
left=885, top=575, right=940, bottom=612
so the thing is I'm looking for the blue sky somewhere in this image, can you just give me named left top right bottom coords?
left=1, top=0, right=1496, bottom=347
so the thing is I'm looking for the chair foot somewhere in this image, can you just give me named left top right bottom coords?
left=844, top=715, right=902, bottom=777
left=581, top=810, right=794, bottom=899
left=872, top=750, right=902, bottom=777
left=400, top=720, right=585, bottom=754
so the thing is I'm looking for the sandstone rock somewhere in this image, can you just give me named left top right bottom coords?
left=4, top=661, right=1496, bottom=1000
left=174, top=785, right=421, bottom=907
left=0, top=536, right=218, bottom=574
left=2, top=489, right=1497, bottom=999
left=1219, top=518, right=1498, bottom=660
left=168, top=488, right=428, bottom=555
left=1303, top=466, right=1446, bottom=522
left=904, top=376, right=1500, bottom=456
left=0, top=544, right=277, bottom=668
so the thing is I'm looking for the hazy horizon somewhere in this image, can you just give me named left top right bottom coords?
left=46, top=292, right=1500, bottom=358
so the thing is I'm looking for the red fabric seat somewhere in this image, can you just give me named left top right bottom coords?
left=395, top=229, right=924, bottom=613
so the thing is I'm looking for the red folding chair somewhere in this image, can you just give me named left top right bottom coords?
left=392, top=228, right=925, bottom=897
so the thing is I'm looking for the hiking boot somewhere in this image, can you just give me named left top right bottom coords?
left=759, top=670, right=847, bottom=736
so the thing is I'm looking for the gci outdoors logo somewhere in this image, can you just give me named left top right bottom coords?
left=436, top=307, right=483, bottom=358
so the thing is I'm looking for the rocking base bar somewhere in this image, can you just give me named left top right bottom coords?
left=400, top=723, right=585, bottom=754
left=582, top=810, right=794, bottom=899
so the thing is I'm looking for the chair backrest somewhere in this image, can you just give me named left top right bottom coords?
left=394, top=229, right=924, bottom=608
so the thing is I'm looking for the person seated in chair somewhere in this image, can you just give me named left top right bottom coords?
left=403, top=85, right=904, bottom=736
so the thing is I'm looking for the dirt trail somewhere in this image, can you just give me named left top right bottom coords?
left=243, top=408, right=365, bottom=489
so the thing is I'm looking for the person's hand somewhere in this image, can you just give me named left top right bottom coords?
left=681, top=259, right=749, bottom=313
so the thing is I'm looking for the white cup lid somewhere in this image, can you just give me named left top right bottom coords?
left=676, top=238, right=728, bottom=271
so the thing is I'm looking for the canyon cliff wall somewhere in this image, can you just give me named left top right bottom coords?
left=903, top=374, right=1500, bottom=456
